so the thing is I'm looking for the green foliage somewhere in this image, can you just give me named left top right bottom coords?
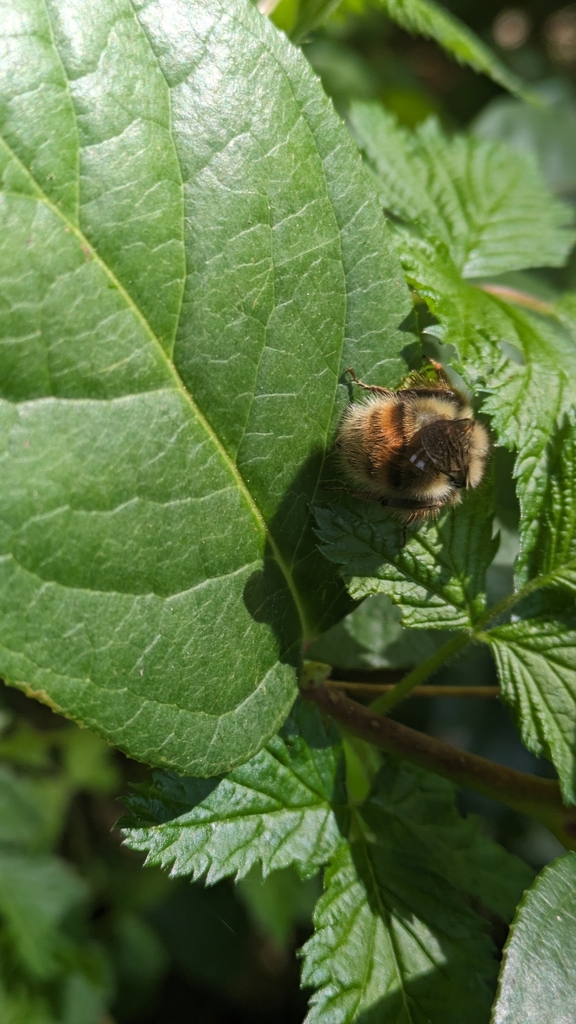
left=492, top=853, right=576, bottom=1024
left=347, top=109, right=576, bottom=583
left=290, top=0, right=345, bottom=42
left=348, top=103, right=574, bottom=277
left=0, top=853, right=86, bottom=980
left=0, top=715, right=115, bottom=1023
left=237, top=864, right=321, bottom=949
left=0, top=763, right=68, bottom=853
left=316, top=483, right=497, bottom=629
left=302, top=840, right=494, bottom=1024
left=0, top=0, right=411, bottom=777
left=515, top=415, right=576, bottom=593
left=121, top=700, right=347, bottom=882
left=290, top=0, right=532, bottom=104
left=302, top=763, right=531, bottom=1024
left=318, top=100, right=576, bottom=801
left=487, top=610, right=576, bottom=803
left=308, top=591, right=447, bottom=669
left=375, top=0, right=532, bottom=101
left=3, top=0, right=576, bottom=1020
left=123, top=707, right=531, bottom=1024
left=347, top=106, right=576, bottom=544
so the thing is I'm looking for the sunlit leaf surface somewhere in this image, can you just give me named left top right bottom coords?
left=0, top=0, right=410, bottom=774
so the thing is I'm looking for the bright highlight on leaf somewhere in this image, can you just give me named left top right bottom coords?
left=0, top=0, right=411, bottom=775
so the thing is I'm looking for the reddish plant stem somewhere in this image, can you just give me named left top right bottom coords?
left=304, top=683, right=576, bottom=850
left=476, top=283, right=556, bottom=316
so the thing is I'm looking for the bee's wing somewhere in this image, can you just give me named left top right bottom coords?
left=419, top=419, right=474, bottom=487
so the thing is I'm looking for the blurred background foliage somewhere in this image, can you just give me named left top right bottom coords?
left=2, top=2, right=576, bottom=1021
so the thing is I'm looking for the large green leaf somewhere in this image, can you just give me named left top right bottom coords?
left=121, top=699, right=347, bottom=881
left=492, top=854, right=576, bottom=1024
left=0, top=0, right=411, bottom=774
left=301, top=758, right=529, bottom=1024
left=315, top=482, right=497, bottom=629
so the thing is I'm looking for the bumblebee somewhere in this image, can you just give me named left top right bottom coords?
left=336, top=362, right=490, bottom=522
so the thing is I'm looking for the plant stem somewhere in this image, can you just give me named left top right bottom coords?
left=330, top=681, right=499, bottom=698
left=368, top=580, right=544, bottom=713
left=306, top=563, right=576, bottom=830
left=369, top=631, right=472, bottom=713
left=476, top=283, right=557, bottom=317
left=304, top=683, right=576, bottom=849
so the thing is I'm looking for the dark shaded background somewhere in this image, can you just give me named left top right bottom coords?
left=2, top=3, right=576, bottom=1021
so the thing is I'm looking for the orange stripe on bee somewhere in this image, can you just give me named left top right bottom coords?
left=367, top=401, right=407, bottom=459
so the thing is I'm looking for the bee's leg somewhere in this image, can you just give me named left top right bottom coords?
left=401, top=523, right=407, bottom=548
left=344, top=367, right=393, bottom=396
left=423, top=356, right=451, bottom=386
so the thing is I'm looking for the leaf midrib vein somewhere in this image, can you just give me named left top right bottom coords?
left=264, top=743, right=336, bottom=803
left=119, top=0, right=355, bottom=637
left=356, top=831, right=413, bottom=1022
left=0, top=128, right=312, bottom=638
left=358, top=522, right=471, bottom=622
